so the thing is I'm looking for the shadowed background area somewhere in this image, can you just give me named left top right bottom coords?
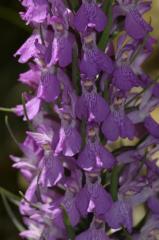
left=0, top=1, right=159, bottom=239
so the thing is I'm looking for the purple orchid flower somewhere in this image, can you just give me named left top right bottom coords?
left=76, top=224, right=111, bottom=240
left=54, top=105, right=82, bottom=157
left=76, top=179, right=113, bottom=219
left=102, top=90, right=136, bottom=141
left=48, top=16, right=75, bottom=67
left=80, top=31, right=114, bottom=78
left=74, top=0, right=107, bottom=33
left=125, top=7, right=153, bottom=40
left=6, top=0, right=159, bottom=239
left=105, top=200, right=132, bottom=233
left=78, top=123, right=116, bottom=172
left=15, top=32, right=41, bottom=63
left=76, top=78, right=110, bottom=123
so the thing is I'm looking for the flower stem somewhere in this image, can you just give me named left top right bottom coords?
left=98, top=0, right=113, bottom=50
left=110, top=165, right=123, bottom=201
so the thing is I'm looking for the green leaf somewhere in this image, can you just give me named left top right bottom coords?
left=98, top=0, right=114, bottom=50
left=72, top=45, right=81, bottom=95
left=62, top=206, right=75, bottom=240
left=0, top=6, right=31, bottom=32
left=1, top=193, right=25, bottom=232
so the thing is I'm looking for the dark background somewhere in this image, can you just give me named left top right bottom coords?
left=0, top=1, right=29, bottom=239
left=0, top=1, right=159, bottom=240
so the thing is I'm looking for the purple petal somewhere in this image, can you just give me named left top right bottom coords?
left=75, top=187, right=90, bottom=217
left=41, top=154, right=63, bottom=187
left=105, top=201, right=132, bottom=233
left=41, top=72, right=60, bottom=102
left=102, top=113, right=120, bottom=141
left=125, top=8, right=152, bottom=40
left=113, top=65, right=139, bottom=91
left=145, top=116, right=159, bottom=138
left=14, top=33, right=40, bottom=63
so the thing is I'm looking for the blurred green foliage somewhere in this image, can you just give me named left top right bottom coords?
left=0, top=1, right=159, bottom=240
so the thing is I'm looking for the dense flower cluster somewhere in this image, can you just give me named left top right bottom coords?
left=6, top=0, right=159, bottom=239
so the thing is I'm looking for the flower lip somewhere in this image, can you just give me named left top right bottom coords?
left=83, top=80, right=94, bottom=92
left=114, top=96, right=123, bottom=106
left=84, top=33, right=94, bottom=44
left=51, top=16, right=65, bottom=32
left=53, top=22, right=64, bottom=32
left=63, top=112, right=72, bottom=121
left=88, top=127, right=96, bottom=138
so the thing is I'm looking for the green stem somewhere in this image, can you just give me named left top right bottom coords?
left=98, top=0, right=113, bottom=50
left=122, top=227, right=132, bottom=240
left=5, top=115, right=19, bottom=147
left=67, top=0, right=79, bottom=11
left=0, top=187, right=20, bottom=206
left=72, top=45, right=81, bottom=95
left=81, top=120, right=86, bottom=150
left=62, top=206, right=75, bottom=240
left=0, top=107, right=14, bottom=113
left=110, top=165, right=123, bottom=201
left=1, top=193, right=25, bottom=232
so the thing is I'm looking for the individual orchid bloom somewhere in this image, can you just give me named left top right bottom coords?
left=14, top=32, right=41, bottom=63
left=112, top=64, right=139, bottom=92
left=76, top=223, right=111, bottom=240
left=74, top=0, right=107, bottom=33
left=19, top=64, right=41, bottom=89
left=78, top=123, right=116, bottom=172
left=102, top=90, right=136, bottom=141
left=49, top=0, right=74, bottom=28
left=14, top=89, right=42, bottom=121
left=10, top=136, right=43, bottom=181
left=39, top=151, right=64, bottom=187
left=14, top=68, right=72, bottom=120
left=105, top=200, right=132, bottom=233
left=76, top=177, right=113, bottom=219
left=40, top=68, right=61, bottom=103
left=27, top=121, right=64, bottom=187
left=80, top=31, right=114, bottom=78
left=20, top=0, right=50, bottom=24
left=76, top=78, right=110, bottom=123
left=112, top=35, right=153, bottom=92
left=113, top=1, right=153, bottom=40
left=20, top=219, right=44, bottom=240
left=54, top=105, right=82, bottom=157
left=128, top=84, right=159, bottom=124
left=125, top=7, right=153, bottom=40
left=48, top=16, right=74, bottom=67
